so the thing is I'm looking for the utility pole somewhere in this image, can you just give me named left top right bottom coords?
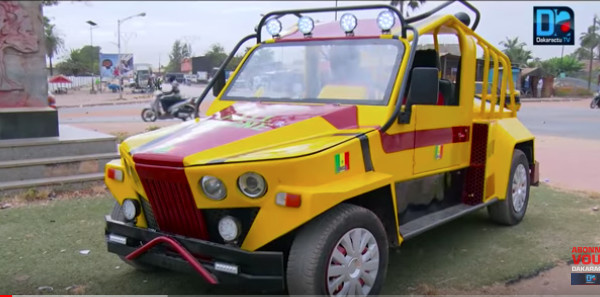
left=588, top=16, right=598, bottom=90
left=117, top=12, right=146, bottom=100
left=86, top=20, right=97, bottom=93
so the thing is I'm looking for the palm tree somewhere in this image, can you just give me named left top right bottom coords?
left=579, top=24, right=599, bottom=61
left=43, top=16, right=64, bottom=76
left=390, top=0, right=426, bottom=17
left=499, top=37, right=532, bottom=66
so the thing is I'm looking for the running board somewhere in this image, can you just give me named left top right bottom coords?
left=399, top=198, right=498, bottom=240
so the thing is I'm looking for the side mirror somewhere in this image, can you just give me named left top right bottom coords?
left=212, top=70, right=226, bottom=97
left=399, top=67, right=439, bottom=124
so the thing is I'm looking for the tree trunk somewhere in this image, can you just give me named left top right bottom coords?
left=49, top=57, right=53, bottom=76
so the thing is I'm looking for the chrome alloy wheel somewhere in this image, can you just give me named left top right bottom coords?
left=512, top=163, right=528, bottom=212
left=326, top=228, right=379, bottom=296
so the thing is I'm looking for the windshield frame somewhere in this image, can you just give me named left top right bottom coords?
left=221, top=38, right=405, bottom=106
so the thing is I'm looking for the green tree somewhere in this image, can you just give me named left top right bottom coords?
left=165, top=40, right=191, bottom=72
left=580, top=24, right=600, bottom=61
left=55, top=45, right=100, bottom=76
left=204, top=43, right=228, bottom=69
left=43, top=16, right=64, bottom=75
left=499, top=37, right=532, bottom=66
left=539, top=56, right=583, bottom=77
left=391, top=0, right=427, bottom=17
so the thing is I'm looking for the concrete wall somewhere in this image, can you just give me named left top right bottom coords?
left=0, top=1, right=58, bottom=139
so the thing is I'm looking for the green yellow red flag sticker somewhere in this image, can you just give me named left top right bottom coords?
left=335, top=152, right=350, bottom=173
left=434, top=144, right=443, bottom=160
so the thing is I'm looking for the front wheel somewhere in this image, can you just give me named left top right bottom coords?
left=141, top=108, right=157, bottom=122
left=286, top=204, right=388, bottom=296
left=488, top=149, right=530, bottom=225
left=591, top=97, right=599, bottom=109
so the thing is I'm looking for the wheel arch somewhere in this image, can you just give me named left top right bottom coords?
left=489, top=118, right=535, bottom=200
left=344, top=185, right=399, bottom=246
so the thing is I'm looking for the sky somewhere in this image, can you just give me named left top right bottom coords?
left=44, top=1, right=600, bottom=69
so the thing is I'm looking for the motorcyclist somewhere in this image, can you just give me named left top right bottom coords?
left=157, top=76, right=183, bottom=114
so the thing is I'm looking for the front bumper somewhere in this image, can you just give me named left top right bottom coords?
left=105, top=215, right=285, bottom=290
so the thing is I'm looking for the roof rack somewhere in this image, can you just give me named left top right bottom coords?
left=256, top=4, right=408, bottom=42
left=405, top=0, right=481, bottom=31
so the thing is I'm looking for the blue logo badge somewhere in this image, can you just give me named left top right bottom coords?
left=533, top=7, right=574, bottom=45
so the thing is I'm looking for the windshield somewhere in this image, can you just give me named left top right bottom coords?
left=223, top=39, right=404, bottom=105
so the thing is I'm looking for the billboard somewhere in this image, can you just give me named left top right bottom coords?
left=99, top=53, right=134, bottom=78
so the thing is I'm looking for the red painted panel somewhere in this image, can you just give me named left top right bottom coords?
left=380, top=130, right=415, bottom=153
left=321, top=105, right=358, bottom=129
left=131, top=102, right=359, bottom=165
left=135, top=163, right=209, bottom=240
left=380, top=126, right=471, bottom=153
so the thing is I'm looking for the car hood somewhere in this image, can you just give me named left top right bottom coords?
left=124, top=102, right=373, bottom=167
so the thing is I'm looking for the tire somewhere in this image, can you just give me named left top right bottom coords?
left=488, top=149, right=530, bottom=225
left=141, top=108, right=157, bottom=122
left=286, top=204, right=388, bottom=296
left=591, top=98, right=599, bottom=109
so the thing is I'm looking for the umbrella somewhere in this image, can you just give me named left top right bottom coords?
left=48, top=75, right=72, bottom=83
left=48, top=75, right=72, bottom=93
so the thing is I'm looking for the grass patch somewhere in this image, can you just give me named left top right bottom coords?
left=0, top=185, right=598, bottom=294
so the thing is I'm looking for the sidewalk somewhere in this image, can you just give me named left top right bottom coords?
left=520, top=96, right=589, bottom=102
left=55, top=87, right=154, bottom=108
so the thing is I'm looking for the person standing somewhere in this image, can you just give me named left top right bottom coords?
left=537, top=77, right=543, bottom=98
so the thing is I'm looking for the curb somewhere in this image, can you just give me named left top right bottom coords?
left=521, top=98, right=589, bottom=103
left=57, top=99, right=153, bottom=109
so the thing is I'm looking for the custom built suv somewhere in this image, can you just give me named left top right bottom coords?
left=104, top=1, right=539, bottom=295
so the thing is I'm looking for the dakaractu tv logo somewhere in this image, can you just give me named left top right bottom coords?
left=533, top=6, right=574, bottom=45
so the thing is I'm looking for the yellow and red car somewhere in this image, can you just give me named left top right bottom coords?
left=104, top=1, right=539, bottom=295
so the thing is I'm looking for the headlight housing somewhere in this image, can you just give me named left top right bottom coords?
left=237, top=172, right=267, bottom=198
left=218, top=215, right=241, bottom=242
left=122, top=199, right=140, bottom=221
left=200, top=176, right=227, bottom=200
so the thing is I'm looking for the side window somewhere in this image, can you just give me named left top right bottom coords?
left=435, top=28, right=462, bottom=106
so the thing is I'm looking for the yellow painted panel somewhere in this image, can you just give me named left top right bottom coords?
left=413, top=142, right=470, bottom=174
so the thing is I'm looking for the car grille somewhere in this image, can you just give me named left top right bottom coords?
left=139, top=197, right=158, bottom=230
left=135, top=164, right=209, bottom=240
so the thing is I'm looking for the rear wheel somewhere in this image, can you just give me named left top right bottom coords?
left=141, top=108, right=157, bottom=122
left=488, top=149, right=530, bottom=225
left=286, top=204, right=388, bottom=296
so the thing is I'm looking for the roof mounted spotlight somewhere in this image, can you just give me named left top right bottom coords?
left=339, top=13, right=357, bottom=36
left=377, top=10, right=395, bottom=34
left=266, top=18, right=282, bottom=38
left=298, top=16, right=315, bottom=37
left=454, top=12, right=471, bottom=27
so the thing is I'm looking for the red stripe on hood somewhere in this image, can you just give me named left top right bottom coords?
left=131, top=102, right=358, bottom=166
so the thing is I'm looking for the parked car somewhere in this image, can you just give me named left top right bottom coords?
left=184, top=74, right=199, bottom=84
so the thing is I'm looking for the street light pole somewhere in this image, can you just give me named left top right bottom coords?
left=117, top=12, right=146, bottom=100
left=86, top=20, right=97, bottom=93
left=587, top=16, right=598, bottom=91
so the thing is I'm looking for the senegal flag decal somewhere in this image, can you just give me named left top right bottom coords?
left=434, top=144, right=443, bottom=160
left=335, top=152, right=350, bottom=173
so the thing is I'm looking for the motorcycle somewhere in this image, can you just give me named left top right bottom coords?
left=141, top=91, right=196, bottom=122
left=591, top=92, right=600, bottom=109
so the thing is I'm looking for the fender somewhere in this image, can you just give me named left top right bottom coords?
left=487, top=117, right=535, bottom=201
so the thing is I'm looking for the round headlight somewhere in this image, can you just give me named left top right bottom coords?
left=122, top=199, right=140, bottom=221
left=339, top=13, right=357, bottom=33
left=218, top=216, right=241, bottom=242
left=200, top=176, right=227, bottom=200
left=238, top=172, right=267, bottom=198
left=298, top=16, right=315, bottom=35
left=377, top=10, right=395, bottom=31
left=266, top=18, right=282, bottom=37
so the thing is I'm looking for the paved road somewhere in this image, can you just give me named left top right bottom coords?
left=518, top=100, right=600, bottom=141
